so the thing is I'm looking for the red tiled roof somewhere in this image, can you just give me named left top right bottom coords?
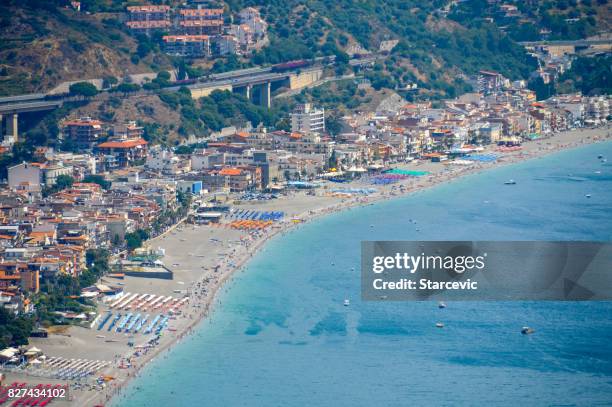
left=97, top=138, right=148, bottom=149
left=219, top=168, right=242, bottom=176
left=127, top=5, right=170, bottom=12
left=179, top=8, right=223, bottom=16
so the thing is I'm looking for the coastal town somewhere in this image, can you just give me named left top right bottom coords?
left=0, top=58, right=610, bottom=403
left=0, top=0, right=611, bottom=402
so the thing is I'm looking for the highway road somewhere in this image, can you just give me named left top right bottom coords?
left=0, top=54, right=383, bottom=112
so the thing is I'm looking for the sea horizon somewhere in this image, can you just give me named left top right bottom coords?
left=112, top=140, right=612, bottom=407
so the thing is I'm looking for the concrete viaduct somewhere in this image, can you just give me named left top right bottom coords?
left=0, top=53, right=380, bottom=140
left=184, top=68, right=323, bottom=108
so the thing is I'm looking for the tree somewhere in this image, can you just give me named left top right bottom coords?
left=124, top=232, right=143, bottom=252
left=157, top=71, right=171, bottom=82
left=325, top=115, right=343, bottom=137
left=528, top=77, right=555, bottom=100
left=328, top=150, right=338, bottom=169
left=124, top=229, right=150, bottom=252
left=102, top=76, right=118, bottom=89
left=82, top=174, right=111, bottom=190
left=112, top=83, right=141, bottom=94
left=69, top=82, right=98, bottom=97
left=0, top=307, right=33, bottom=348
left=174, top=145, right=193, bottom=155
left=54, top=174, right=74, bottom=190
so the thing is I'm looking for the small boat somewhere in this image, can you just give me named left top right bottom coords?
left=438, top=302, right=446, bottom=309
left=504, top=179, right=516, bottom=185
left=435, top=322, right=444, bottom=328
left=343, top=299, right=350, bottom=306
left=598, top=154, right=604, bottom=159
left=521, top=326, right=535, bottom=335
left=105, top=339, right=119, bottom=343
left=96, top=335, right=105, bottom=339
left=586, top=194, right=592, bottom=198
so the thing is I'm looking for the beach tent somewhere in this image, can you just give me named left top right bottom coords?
left=319, top=171, right=345, bottom=178
left=0, top=348, right=17, bottom=360
left=448, top=160, right=474, bottom=166
left=385, top=169, right=429, bottom=176
left=346, top=167, right=367, bottom=173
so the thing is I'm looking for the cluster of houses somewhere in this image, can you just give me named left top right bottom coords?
left=0, top=164, right=180, bottom=311
left=0, top=68, right=609, bottom=316
left=126, top=5, right=268, bottom=58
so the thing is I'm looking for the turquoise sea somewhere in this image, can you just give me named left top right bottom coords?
left=113, top=141, right=612, bottom=406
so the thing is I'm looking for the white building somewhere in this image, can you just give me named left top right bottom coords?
left=146, top=147, right=190, bottom=175
left=291, top=103, right=325, bottom=134
left=8, top=163, right=42, bottom=190
left=238, top=7, right=267, bottom=39
left=216, top=35, right=239, bottom=56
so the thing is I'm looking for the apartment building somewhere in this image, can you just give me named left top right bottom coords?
left=126, top=5, right=171, bottom=34
left=291, top=103, right=326, bottom=134
left=163, top=35, right=211, bottom=58
left=178, top=8, right=224, bottom=35
left=62, top=117, right=105, bottom=150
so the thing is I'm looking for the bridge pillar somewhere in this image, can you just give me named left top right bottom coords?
left=245, top=84, right=252, bottom=100
left=0, top=114, right=3, bottom=137
left=5, top=113, right=17, bottom=143
left=259, top=82, right=271, bottom=109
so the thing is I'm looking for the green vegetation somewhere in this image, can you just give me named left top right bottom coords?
left=0, top=0, right=173, bottom=95
left=294, top=79, right=371, bottom=111
left=111, top=83, right=141, bottom=94
left=222, top=0, right=540, bottom=98
left=42, top=174, right=74, bottom=197
left=449, top=0, right=602, bottom=41
left=174, top=145, right=195, bottom=155
left=158, top=88, right=285, bottom=137
left=0, top=142, right=36, bottom=179
left=69, top=82, right=98, bottom=97
left=0, top=246, right=110, bottom=345
left=528, top=55, right=611, bottom=100
left=557, top=55, right=612, bottom=96
left=35, top=249, right=110, bottom=326
left=0, top=307, right=34, bottom=348
left=124, top=229, right=150, bottom=252
left=82, top=174, right=112, bottom=190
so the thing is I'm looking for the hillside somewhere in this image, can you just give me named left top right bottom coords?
left=0, top=0, right=172, bottom=96
left=235, top=0, right=536, bottom=98
left=449, top=0, right=611, bottom=41
left=2, top=1, right=610, bottom=98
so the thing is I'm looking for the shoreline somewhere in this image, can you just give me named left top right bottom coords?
left=13, top=126, right=611, bottom=407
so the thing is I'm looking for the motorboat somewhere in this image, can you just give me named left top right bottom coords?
left=504, top=179, right=516, bottom=185
left=521, top=326, right=535, bottom=335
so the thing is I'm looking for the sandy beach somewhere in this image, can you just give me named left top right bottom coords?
left=3, top=125, right=609, bottom=406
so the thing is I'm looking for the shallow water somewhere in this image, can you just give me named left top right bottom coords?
left=113, top=141, right=612, bottom=406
